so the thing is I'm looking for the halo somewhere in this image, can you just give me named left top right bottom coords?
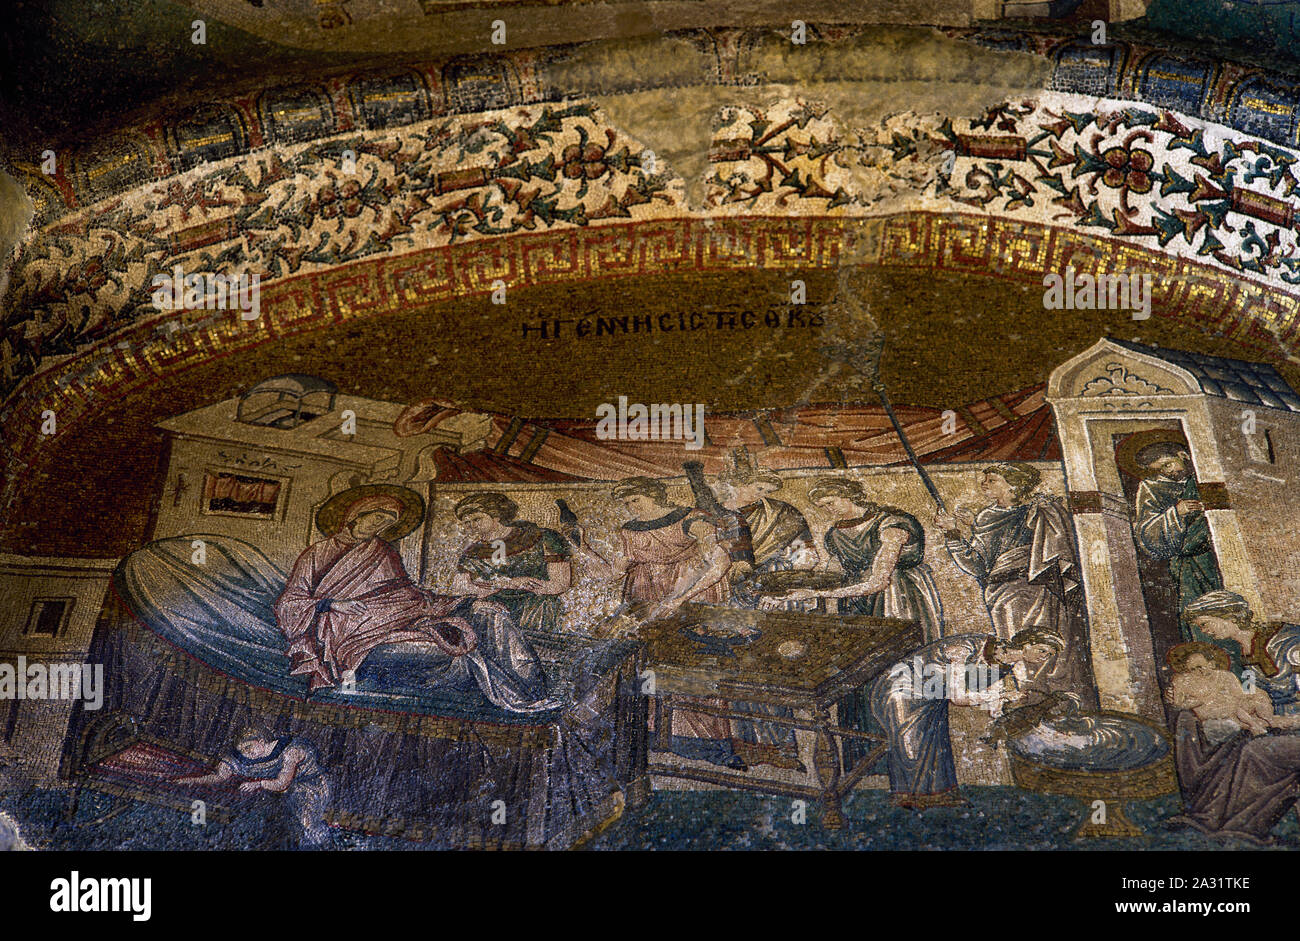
left=315, top=485, right=425, bottom=541
left=1114, top=428, right=1189, bottom=481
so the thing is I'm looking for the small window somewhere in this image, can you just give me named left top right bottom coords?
left=1245, top=429, right=1277, bottom=465
left=202, top=471, right=283, bottom=518
left=25, top=598, right=73, bottom=637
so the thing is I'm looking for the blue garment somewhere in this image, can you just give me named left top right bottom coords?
left=227, top=738, right=332, bottom=847
left=869, top=635, right=991, bottom=802
left=115, top=535, right=563, bottom=722
left=1251, top=622, right=1300, bottom=716
left=822, top=508, right=944, bottom=641
left=827, top=509, right=945, bottom=767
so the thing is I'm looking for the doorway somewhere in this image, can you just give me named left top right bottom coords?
left=1112, top=428, right=1224, bottom=719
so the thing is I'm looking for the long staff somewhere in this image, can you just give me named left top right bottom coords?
left=847, top=329, right=948, bottom=514
left=874, top=370, right=948, bottom=513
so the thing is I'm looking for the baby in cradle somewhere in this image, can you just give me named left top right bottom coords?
left=1167, top=643, right=1300, bottom=735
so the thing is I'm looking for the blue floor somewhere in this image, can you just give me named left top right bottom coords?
left=3, top=781, right=1296, bottom=850
left=586, top=787, right=1299, bottom=850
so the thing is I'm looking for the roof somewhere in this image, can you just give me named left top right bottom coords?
left=920, top=400, right=1061, bottom=464
left=1110, top=339, right=1300, bottom=412
left=429, top=446, right=583, bottom=484
left=423, top=385, right=1063, bottom=483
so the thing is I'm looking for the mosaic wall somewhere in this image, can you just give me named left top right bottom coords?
left=5, top=12, right=1300, bottom=865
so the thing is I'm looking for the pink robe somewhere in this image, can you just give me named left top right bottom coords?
left=620, top=509, right=728, bottom=606
left=276, top=534, right=474, bottom=691
left=621, top=509, right=731, bottom=745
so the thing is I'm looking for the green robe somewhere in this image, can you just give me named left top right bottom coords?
left=458, top=522, right=571, bottom=633
left=1134, top=475, right=1224, bottom=643
left=823, top=507, right=945, bottom=766
left=822, top=508, right=943, bottom=641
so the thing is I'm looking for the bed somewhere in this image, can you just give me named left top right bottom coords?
left=61, top=536, right=649, bottom=850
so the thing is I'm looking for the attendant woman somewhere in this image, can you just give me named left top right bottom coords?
left=578, top=476, right=743, bottom=769
left=718, top=462, right=816, bottom=770
left=764, top=477, right=944, bottom=764
left=1183, top=591, right=1300, bottom=714
left=718, top=463, right=820, bottom=609
left=578, top=476, right=734, bottom=617
left=870, top=630, right=1058, bottom=807
left=1167, top=591, right=1300, bottom=844
left=767, top=477, right=943, bottom=641
left=451, top=491, right=572, bottom=633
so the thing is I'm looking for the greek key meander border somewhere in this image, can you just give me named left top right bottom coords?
left=3, top=211, right=1295, bottom=469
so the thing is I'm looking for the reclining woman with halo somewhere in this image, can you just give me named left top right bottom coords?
left=275, top=485, right=558, bottom=713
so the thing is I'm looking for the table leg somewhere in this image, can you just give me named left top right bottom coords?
left=64, top=783, right=81, bottom=823
left=812, top=704, right=845, bottom=829
left=625, top=774, right=651, bottom=810
left=1074, top=799, right=1144, bottom=839
left=656, top=695, right=673, bottom=752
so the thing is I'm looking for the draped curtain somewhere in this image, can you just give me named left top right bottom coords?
left=400, top=386, right=1059, bottom=483
left=203, top=472, right=281, bottom=507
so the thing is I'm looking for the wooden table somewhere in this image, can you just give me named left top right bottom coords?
left=634, top=603, right=922, bottom=828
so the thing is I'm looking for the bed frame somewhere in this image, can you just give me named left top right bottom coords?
left=62, top=590, right=649, bottom=849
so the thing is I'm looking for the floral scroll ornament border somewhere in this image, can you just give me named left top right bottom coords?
left=8, top=90, right=1300, bottom=399
left=2, top=210, right=1296, bottom=510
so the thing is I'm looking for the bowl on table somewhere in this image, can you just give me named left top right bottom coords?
left=747, top=571, right=848, bottom=594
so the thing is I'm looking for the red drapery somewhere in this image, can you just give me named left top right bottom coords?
left=204, top=472, right=281, bottom=506
left=398, top=385, right=1060, bottom=483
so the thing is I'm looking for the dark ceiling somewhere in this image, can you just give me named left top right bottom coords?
left=4, top=0, right=1300, bottom=157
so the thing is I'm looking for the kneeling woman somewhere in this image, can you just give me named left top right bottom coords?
left=275, top=485, right=557, bottom=713
left=871, top=630, right=1065, bottom=807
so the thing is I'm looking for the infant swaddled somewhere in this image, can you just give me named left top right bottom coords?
left=1167, top=642, right=1300, bottom=736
